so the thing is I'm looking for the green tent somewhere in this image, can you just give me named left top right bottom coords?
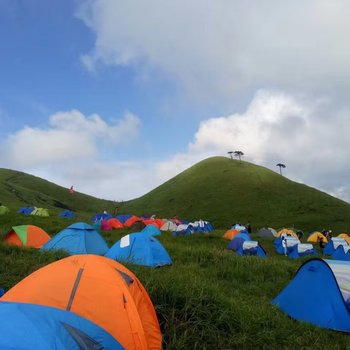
left=30, top=207, right=49, bottom=217
left=0, top=205, right=9, bottom=215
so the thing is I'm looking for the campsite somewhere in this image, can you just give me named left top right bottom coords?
left=2, top=1, right=350, bottom=348
left=2, top=158, right=350, bottom=349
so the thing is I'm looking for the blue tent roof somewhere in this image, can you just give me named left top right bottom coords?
left=324, top=238, right=348, bottom=256
left=18, top=207, right=34, bottom=215
left=227, top=233, right=251, bottom=251
left=275, top=237, right=300, bottom=255
left=0, top=302, right=123, bottom=350
left=288, top=244, right=317, bottom=259
left=115, top=214, right=132, bottom=224
left=236, top=241, right=266, bottom=258
left=92, top=212, right=112, bottom=222
left=105, top=233, right=172, bottom=267
left=142, top=224, right=161, bottom=236
left=41, top=222, right=109, bottom=255
left=173, top=224, right=194, bottom=236
left=272, top=258, right=350, bottom=332
left=332, top=245, right=350, bottom=261
left=59, top=210, right=75, bottom=219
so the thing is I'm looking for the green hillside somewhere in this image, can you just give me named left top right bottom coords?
left=121, top=156, right=350, bottom=231
left=0, top=168, right=115, bottom=216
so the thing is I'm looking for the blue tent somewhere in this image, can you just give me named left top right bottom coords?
left=275, top=237, right=300, bottom=255
left=173, top=224, right=194, bottom=236
left=288, top=244, right=317, bottom=259
left=0, top=302, right=123, bottom=350
left=105, top=233, right=172, bottom=267
left=332, top=245, right=350, bottom=261
left=236, top=240, right=266, bottom=258
left=59, top=210, right=75, bottom=219
left=190, top=221, right=214, bottom=233
left=18, top=207, right=34, bottom=215
left=92, top=212, right=112, bottom=222
left=227, top=232, right=251, bottom=251
left=272, top=258, right=350, bottom=332
left=142, top=224, right=161, bottom=236
left=324, top=238, right=348, bottom=256
left=41, top=222, right=109, bottom=256
left=116, top=214, right=132, bottom=224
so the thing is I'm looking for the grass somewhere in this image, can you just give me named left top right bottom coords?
left=2, top=159, right=350, bottom=348
left=1, top=214, right=350, bottom=349
left=0, top=168, right=116, bottom=216
left=121, top=157, right=350, bottom=231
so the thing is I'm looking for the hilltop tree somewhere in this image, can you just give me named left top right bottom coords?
left=276, top=163, right=286, bottom=175
left=227, top=151, right=234, bottom=160
left=234, top=151, right=244, bottom=163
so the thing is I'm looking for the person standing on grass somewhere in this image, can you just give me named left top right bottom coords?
left=328, top=230, right=333, bottom=240
left=318, top=236, right=325, bottom=255
left=247, top=223, right=252, bottom=234
left=282, top=236, right=288, bottom=256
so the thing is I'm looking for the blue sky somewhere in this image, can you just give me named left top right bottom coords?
left=1, top=0, right=350, bottom=201
left=0, top=0, right=202, bottom=158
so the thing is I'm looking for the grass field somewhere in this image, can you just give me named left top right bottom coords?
left=2, top=159, right=350, bottom=348
left=1, top=213, right=349, bottom=349
left=122, top=157, right=350, bottom=231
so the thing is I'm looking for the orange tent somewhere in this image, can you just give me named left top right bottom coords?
left=107, top=218, right=124, bottom=229
left=3, top=225, right=50, bottom=248
left=2, top=255, right=161, bottom=350
left=143, top=219, right=164, bottom=229
left=223, top=229, right=239, bottom=240
left=124, top=215, right=141, bottom=228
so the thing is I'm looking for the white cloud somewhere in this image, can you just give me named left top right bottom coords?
left=155, top=90, right=350, bottom=202
left=2, top=92, right=350, bottom=203
left=77, top=0, right=350, bottom=102
left=2, top=110, right=141, bottom=167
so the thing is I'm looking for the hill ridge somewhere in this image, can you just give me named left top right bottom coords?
left=120, top=156, right=350, bottom=230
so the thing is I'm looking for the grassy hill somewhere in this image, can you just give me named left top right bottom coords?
left=121, top=156, right=350, bottom=231
left=1, top=161, right=350, bottom=348
left=0, top=168, right=115, bottom=216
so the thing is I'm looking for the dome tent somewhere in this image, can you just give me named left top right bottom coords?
left=223, top=229, right=239, bottom=240
left=236, top=240, right=266, bottom=258
left=287, top=243, right=317, bottom=259
left=30, top=207, right=49, bottom=217
left=2, top=255, right=162, bottom=350
left=160, top=220, right=177, bottom=231
left=324, top=237, right=348, bottom=255
left=337, top=233, right=350, bottom=245
left=106, top=233, right=172, bottom=267
left=258, top=228, right=277, bottom=238
left=41, top=222, right=108, bottom=255
left=227, top=232, right=251, bottom=251
left=332, top=245, right=350, bottom=261
left=0, top=302, right=123, bottom=350
left=0, top=205, right=9, bottom=215
left=142, top=224, right=162, bottom=237
left=3, top=225, right=50, bottom=248
left=59, top=210, right=75, bottom=219
left=307, top=231, right=328, bottom=244
left=18, top=207, right=35, bottom=215
left=272, top=259, right=350, bottom=332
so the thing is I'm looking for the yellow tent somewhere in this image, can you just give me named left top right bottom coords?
left=337, top=233, right=350, bottom=245
left=307, top=231, right=328, bottom=244
left=277, top=228, right=299, bottom=239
